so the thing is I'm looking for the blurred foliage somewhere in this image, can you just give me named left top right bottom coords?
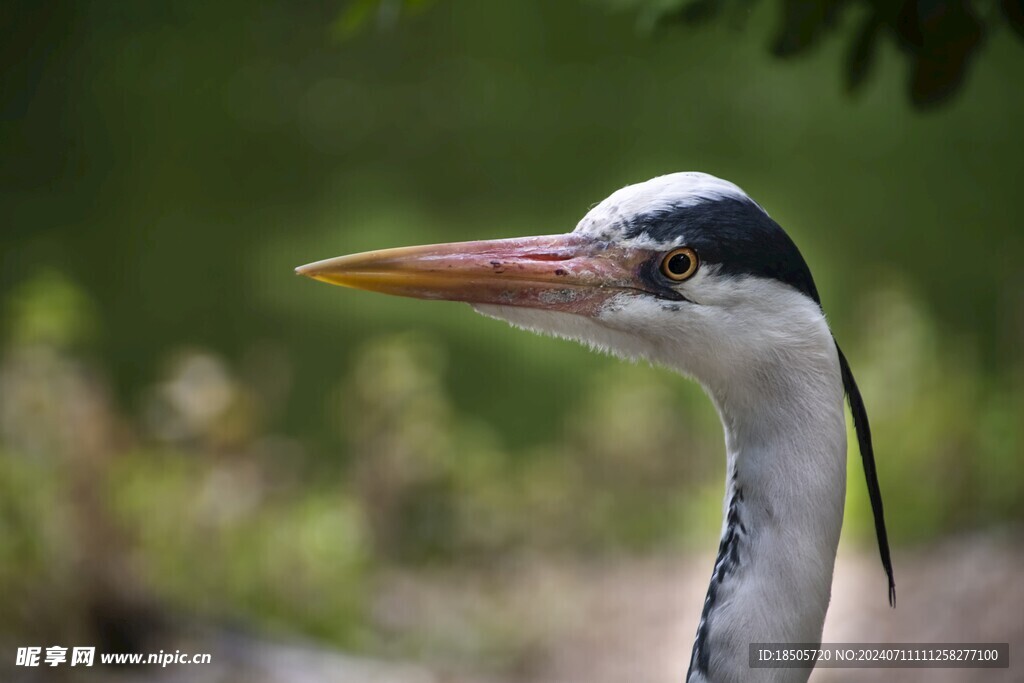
left=843, top=282, right=1024, bottom=541
left=653, top=0, right=1010, bottom=108
left=1, top=0, right=1023, bottom=666
left=108, top=451, right=371, bottom=643
left=5, top=269, right=98, bottom=349
left=340, top=0, right=1024, bottom=108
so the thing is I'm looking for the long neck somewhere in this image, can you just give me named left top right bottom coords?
left=686, top=342, right=848, bottom=683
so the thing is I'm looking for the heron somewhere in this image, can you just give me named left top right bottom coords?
left=297, top=172, right=894, bottom=682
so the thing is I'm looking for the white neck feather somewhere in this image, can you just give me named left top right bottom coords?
left=474, top=280, right=849, bottom=683
left=687, top=333, right=847, bottom=683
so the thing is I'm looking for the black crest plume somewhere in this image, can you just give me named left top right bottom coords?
left=836, top=342, right=896, bottom=607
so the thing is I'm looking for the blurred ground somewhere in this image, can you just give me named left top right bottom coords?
left=12, top=533, right=1014, bottom=683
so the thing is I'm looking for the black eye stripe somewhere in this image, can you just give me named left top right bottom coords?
left=622, top=196, right=821, bottom=305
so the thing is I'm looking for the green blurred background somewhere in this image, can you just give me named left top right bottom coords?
left=2, top=1, right=1023, bottom=681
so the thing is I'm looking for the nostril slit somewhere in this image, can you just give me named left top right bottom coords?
left=520, top=251, right=574, bottom=261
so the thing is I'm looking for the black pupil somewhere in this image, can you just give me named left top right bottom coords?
left=667, top=252, right=691, bottom=275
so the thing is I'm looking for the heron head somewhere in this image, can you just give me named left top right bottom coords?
left=297, top=172, right=896, bottom=606
left=297, top=172, right=829, bottom=385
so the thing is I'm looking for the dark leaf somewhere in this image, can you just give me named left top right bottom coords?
left=909, top=44, right=977, bottom=108
left=1003, top=0, right=1024, bottom=40
left=894, top=0, right=985, bottom=107
left=668, top=0, right=724, bottom=25
left=908, top=0, right=983, bottom=53
left=652, top=0, right=995, bottom=108
left=896, top=0, right=925, bottom=51
left=771, top=0, right=842, bottom=58
left=845, top=12, right=882, bottom=93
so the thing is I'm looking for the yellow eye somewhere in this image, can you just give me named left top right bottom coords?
left=660, top=247, right=699, bottom=281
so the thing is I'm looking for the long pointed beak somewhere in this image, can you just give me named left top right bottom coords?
left=296, top=234, right=652, bottom=316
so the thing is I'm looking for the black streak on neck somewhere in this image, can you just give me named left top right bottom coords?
left=688, top=477, right=745, bottom=679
